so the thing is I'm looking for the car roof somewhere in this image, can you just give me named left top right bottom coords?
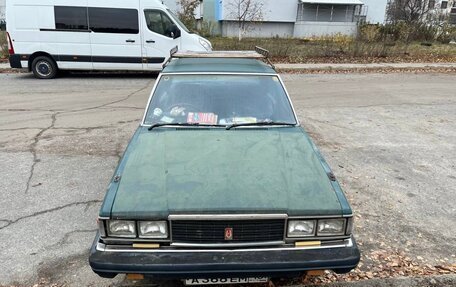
left=162, top=58, right=276, bottom=74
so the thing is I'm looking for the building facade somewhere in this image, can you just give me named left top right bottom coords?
left=361, top=0, right=388, bottom=23
left=164, top=0, right=367, bottom=37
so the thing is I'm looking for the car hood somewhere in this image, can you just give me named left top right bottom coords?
left=110, top=127, right=343, bottom=219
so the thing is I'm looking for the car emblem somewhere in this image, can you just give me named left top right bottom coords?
left=224, top=227, right=233, bottom=240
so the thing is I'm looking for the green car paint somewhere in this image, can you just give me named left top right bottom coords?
left=99, top=126, right=352, bottom=219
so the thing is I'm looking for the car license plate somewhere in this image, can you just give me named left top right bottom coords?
left=184, top=277, right=269, bottom=285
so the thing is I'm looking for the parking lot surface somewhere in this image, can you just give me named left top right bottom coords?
left=0, top=72, right=455, bottom=286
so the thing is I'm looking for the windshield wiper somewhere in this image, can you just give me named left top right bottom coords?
left=148, top=122, right=226, bottom=131
left=226, top=121, right=297, bottom=130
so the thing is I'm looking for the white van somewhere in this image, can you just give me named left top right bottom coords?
left=6, top=0, right=212, bottom=79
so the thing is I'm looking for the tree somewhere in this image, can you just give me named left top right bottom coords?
left=176, top=0, right=200, bottom=30
left=227, top=0, right=264, bottom=41
left=387, top=0, right=432, bottom=24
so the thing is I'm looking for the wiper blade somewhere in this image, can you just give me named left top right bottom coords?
left=148, top=122, right=225, bottom=131
left=226, top=121, right=297, bottom=130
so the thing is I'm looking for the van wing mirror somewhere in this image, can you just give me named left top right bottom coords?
left=170, top=24, right=181, bottom=39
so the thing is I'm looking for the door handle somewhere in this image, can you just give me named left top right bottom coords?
left=146, top=40, right=156, bottom=43
left=126, top=39, right=135, bottom=43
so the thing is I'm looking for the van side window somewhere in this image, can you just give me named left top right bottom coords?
left=89, top=8, right=139, bottom=34
left=144, top=10, right=175, bottom=38
left=55, top=6, right=89, bottom=31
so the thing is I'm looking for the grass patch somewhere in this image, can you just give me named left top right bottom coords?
left=0, top=31, right=8, bottom=61
left=209, top=37, right=456, bottom=64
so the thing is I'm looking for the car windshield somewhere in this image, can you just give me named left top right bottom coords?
left=144, top=75, right=297, bottom=127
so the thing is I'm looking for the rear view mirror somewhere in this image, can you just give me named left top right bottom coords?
left=170, top=24, right=181, bottom=39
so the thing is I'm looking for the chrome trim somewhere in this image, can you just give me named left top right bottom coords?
left=277, top=74, right=300, bottom=126
left=96, top=238, right=353, bottom=253
left=171, top=241, right=285, bottom=248
left=285, top=235, right=350, bottom=242
left=141, top=72, right=162, bottom=126
left=288, top=214, right=352, bottom=219
left=98, top=220, right=107, bottom=238
left=168, top=214, right=288, bottom=220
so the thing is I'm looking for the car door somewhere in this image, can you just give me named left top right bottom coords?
left=89, top=7, right=143, bottom=70
left=142, top=9, right=181, bottom=70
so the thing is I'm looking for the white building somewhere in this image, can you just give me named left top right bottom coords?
left=215, top=0, right=366, bottom=38
left=362, top=0, right=388, bottom=23
left=0, top=0, right=6, bottom=21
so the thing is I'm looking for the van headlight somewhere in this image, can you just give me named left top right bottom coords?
left=199, top=38, right=212, bottom=51
left=287, top=220, right=316, bottom=237
left=139, top=221, right=168, bottom=239
left=107, top=220, right=136, bottom=238
left=317, top=219, right=346, bottom=236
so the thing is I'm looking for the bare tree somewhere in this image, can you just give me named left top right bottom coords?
left=387, top=0, right=432, bottom=23
left=176, top=0, right=200, bottom=30
left=227, top=0, right=264, bottom=41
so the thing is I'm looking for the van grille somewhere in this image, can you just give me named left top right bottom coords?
left=171, top=219, right=285, bottom=244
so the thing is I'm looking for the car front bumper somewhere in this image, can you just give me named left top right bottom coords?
left=89, top=234, right=360, bottom=279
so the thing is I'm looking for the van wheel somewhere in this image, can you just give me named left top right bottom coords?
left=32, top=56, right=58, bottom=79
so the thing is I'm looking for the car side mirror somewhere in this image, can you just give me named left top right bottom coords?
left=170, top=24, right=181, bottom=39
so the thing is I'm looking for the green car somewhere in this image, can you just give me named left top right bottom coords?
left=89, top=50, right=360, bottom=284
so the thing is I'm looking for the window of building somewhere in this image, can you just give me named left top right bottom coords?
left=144, top=10, right=175, bottom=37
left=450, top=8, right=456, bottom=24
left=88, top=8, right=139, bottom=34
left=54, top=6, right=88, bottom=30
left=297, top=3, right=356, bottom=22
left=441, top=1, right=448, bottom=9
left=429, top=0, right=436, bottom=9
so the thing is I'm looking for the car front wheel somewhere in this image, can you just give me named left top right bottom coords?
left=32, top=56, right=58, bottom=79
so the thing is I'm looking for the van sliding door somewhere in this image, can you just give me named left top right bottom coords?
left=89, top=7, right=143, bottom=70
left=52, top=3, right=93, bottom=70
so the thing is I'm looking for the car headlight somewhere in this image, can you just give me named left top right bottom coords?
left=287, top=220, right=316, bottom=237
left=317, top=219, right=346, bottom=236
left=199, top=38, right=212, bottom=51
left=139, top=221, right=168, bottom=239
left=107, top=220, right=136, bottom=238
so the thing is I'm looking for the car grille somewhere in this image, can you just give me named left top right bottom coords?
left=171, top=219, right=285, bottom=244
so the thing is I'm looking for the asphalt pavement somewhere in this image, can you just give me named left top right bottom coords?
left=0, top=72, right=455, bottom=286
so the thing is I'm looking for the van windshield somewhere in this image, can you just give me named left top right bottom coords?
left=167, top=9, right=190, bottom=33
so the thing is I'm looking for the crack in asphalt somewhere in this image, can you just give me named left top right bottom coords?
left=21, top=81, right=153, bottom=194
left=25, top=112, right=60, bottom=194
left=46, top=229, right=98, bottom=250
left=66, top=83, right=152, bottom=114
left=0, top=127, right=44, bottom=132
left=0, top=119, right=141, bottom=134
left=0, top=200, right=102, bottom=231
left=0, top=108, right=62, bottom=112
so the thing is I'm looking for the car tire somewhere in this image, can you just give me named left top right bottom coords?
left=333, top=268, right=354, bottom=274
left=95, top=272, right=117, bottom=278
left=32, top=56, right=58, bottom=79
